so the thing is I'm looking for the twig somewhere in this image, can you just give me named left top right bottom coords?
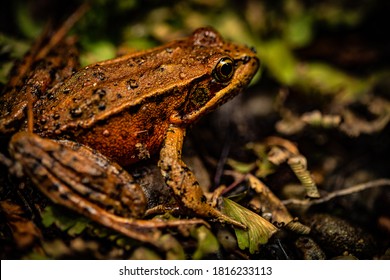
left=214, top=123, right=233, bottom=187
left=221, top=170, right=247, bottom=194
left=35, top=3, right=90, bottom=61
left=283, top=178, right=390, bottom=207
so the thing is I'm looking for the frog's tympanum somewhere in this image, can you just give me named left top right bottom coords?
left=0, top=27, right=259, bottom=245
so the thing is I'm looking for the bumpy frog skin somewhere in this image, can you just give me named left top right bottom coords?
left=1, top=27, right=259, bottom=245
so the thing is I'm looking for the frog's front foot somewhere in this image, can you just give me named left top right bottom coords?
left=159, top=125, right=246, bottom=229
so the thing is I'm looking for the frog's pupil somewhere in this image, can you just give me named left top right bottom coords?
left=221, top=62, right=232, bottom=77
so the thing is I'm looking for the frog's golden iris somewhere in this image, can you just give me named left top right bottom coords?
left=213, top=57, right=235, bottom=82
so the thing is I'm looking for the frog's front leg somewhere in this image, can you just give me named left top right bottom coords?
left=159, top=125, right=246, bottom=229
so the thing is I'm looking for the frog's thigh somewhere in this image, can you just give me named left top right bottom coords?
left=158, top=125, right=244, bottom=228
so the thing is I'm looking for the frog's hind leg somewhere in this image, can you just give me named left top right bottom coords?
left=8, top=132, right=205, bottom=246
left=0, top=5, right=85, bottom=135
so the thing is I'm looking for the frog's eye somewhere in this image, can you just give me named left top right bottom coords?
left=213, top=57, right=235, bottom=82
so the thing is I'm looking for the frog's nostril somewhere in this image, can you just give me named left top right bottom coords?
left=241, top=55, right=252, bottom=64
left=250, top=46, right=257, bottom=54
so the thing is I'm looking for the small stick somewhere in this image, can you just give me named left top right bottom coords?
left=35, top=3, right=90, bottom=61
left=283, top=178, right=390, bottom=207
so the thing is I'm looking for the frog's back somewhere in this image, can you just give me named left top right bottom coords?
left=35, top=35, right=221, bottom=137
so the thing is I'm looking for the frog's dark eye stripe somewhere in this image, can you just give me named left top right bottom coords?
left=213, top=57, right=235, bottom=82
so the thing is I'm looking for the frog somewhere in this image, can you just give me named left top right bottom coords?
left=0, top=24, right=259, bottom=245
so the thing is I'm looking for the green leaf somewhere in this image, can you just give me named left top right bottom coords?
left=41, top=206, right=89, bottom=236
left=221, top=198, right=277, bottom=254
left=259, top=40, right=297, bottom=85
left=41, top=206, right=56, bottom=228
left=80, top=41, right=116, bottom=67
left=67, top=220, right=88, bottom=236
left=285, top=14, right=313, bottom=47
left=160, top=234, right=185, bottom=260
left=295, top=62, right=369, bottom=101
left=15, top=2, right=42, bottom=38
left=227, top=158, right=256, bottom=174
left=130, top=247, right=161, bottom=260
left=191, top=225, right=219, bottom=259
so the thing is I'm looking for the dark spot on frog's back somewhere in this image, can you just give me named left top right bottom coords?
left=134, top=57, right=145, bottom=66
left=53, top=122, right=61, bottom=130
left=48, top=67, right=58, bottom=80
left=69, top=107, right=83, bottom=118
left=126, top=79, right=139, bottom=90
left=31, top=84, right=42, bottom=97
left=93, top=88, right=106, bottom=97
left=93, top=71, right=106, bottom=81
left=39, top=117, right=47, bottom=124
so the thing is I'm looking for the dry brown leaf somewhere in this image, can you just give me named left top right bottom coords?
left=0, top=200, right=42, bottom=248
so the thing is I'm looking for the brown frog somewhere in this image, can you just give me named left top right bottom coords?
left=0, top=25, right=259, bottom=244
